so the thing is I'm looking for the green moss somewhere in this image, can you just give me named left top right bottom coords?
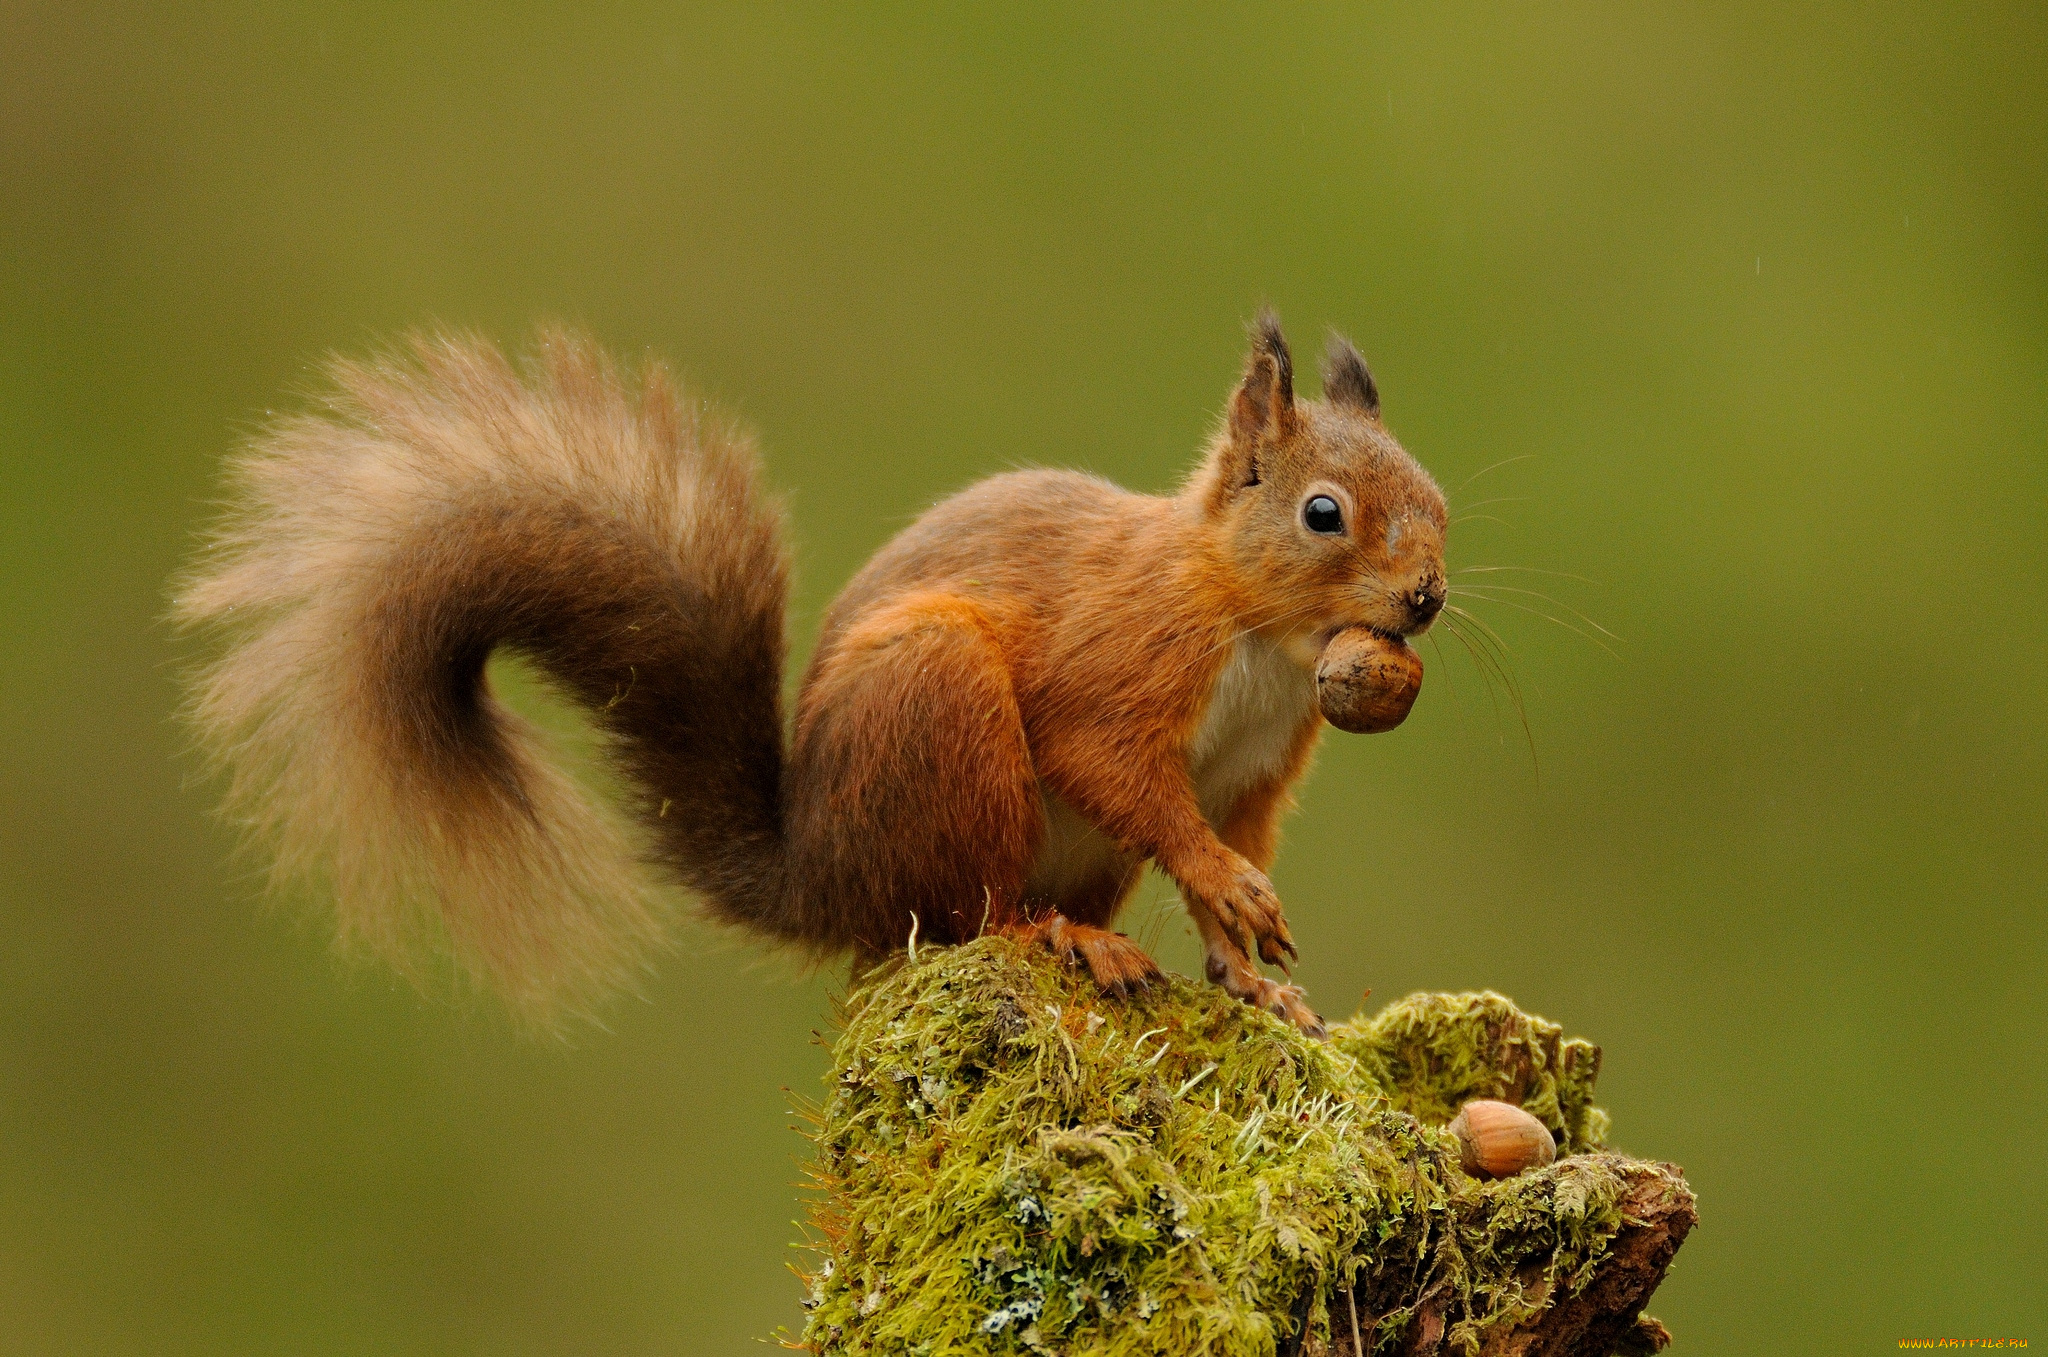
left=794, top=937, right=1648, bottom=1355
left=1330, top=990, right=1611, bottom=1154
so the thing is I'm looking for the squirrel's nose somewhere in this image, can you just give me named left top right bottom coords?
left=1407, top=580, right=1445, bottom=628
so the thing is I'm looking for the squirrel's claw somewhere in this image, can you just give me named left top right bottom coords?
left=1213, top=862, right=1298, bottom=975
left=1262, top=980, right=1324, bottom=1037
left=1257, top=915, right=1299, bottom=971
left=1202, top=928, right=1326, bottom=1039
left=1206, top=861, right=1293, bottom=966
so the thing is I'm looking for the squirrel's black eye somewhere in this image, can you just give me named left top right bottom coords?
left=1303, top=495, right=1344, bottom=535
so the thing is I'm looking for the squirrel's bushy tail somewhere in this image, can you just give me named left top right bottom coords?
left=174, top=329, right=792, bottom=1023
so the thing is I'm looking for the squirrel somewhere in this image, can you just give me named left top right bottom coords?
left=173, top=311, right=1447, bottom=1035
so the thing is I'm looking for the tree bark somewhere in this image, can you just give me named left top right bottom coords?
left=1323, top=1158, right=1696, bottom=1357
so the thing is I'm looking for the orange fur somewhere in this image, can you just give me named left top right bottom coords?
left=174, top=312, right=1447, bottom=1031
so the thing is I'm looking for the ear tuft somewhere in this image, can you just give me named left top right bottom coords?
left=1228, top=307, right=1297, bottom=452
left=1322, top=330, right=1380, bottom=416
left=1253, top=306, right=1294, bottom=405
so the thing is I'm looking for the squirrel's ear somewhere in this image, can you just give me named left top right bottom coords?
left=1322, top=331, right=1379, bottom=416
left=1226, top=308, right=1296, bottom=466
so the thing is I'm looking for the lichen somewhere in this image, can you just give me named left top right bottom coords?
left=792, top=937, right=1649, bottom=1355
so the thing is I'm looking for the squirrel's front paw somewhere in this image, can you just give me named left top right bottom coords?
left=1256, top=980, right=1327, bottom=1039
left=1203, top=947, right=1326, bottom=1038
left=1203, top=859, right=1298, bottom=970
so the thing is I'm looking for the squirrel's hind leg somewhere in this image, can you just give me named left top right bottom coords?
left=1007, top=914, right=1161, bottom=996
left=785, top=591, right=1042, bottom=954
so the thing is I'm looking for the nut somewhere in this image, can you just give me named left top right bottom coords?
left=1447, top=1099, right=1557, bottom=1179
left=1315, top=627, right=1423, bottom=733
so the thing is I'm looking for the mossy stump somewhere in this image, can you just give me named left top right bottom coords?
left=796, top=937, right=1693, bottom=1356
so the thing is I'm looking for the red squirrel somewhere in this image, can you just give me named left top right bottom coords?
left=174, top=311, right=1447, bottom=1035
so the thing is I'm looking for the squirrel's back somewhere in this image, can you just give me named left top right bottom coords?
left=818, top=469, right=1156, bottom=639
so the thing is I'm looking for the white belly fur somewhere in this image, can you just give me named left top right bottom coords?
left=1023, top=635, right=1317, bottom=899
left=1187, top=633, right=1319, bottom=825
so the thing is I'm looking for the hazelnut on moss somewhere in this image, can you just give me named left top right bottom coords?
left=1447, top=1099, right=1557, bottom=1179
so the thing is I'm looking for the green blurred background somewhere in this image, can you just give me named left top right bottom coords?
left=3, top=3, right=2043, bottom=1352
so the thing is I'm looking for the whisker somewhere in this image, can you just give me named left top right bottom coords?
left=1450, top=583, right=1620, bottom=641
left=1426, top=631, right=1457, bottom=702
left=1203, top=605, right=1310, bottom=659
left=1442, top=608, right=1538, bottom=773
left=1195, top=596, right=1331, bottom=663
left=1448, top=496, right=1528, bottom=514
left=1442, top=605, right=1522, bottom=700
left=1439, top=615, right=1503, bottom=723
left=1451, top=590, right=1621, bottom=657
left=1452, top=565, right=1601, bottom=586
left=1441, top=614, right=1523, bottom=712
left=1453, top=454, right=1536, bottom=495
left=1449, top=514, right=1513, bottom=530
left=1444, top=622, right=1523, bottom=734
left=1444, top=602, right=1517, bottom=665
left=1442, top=614, right=1537, bottom=772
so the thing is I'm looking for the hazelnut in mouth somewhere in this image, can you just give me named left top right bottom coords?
left=1315, top=626, right=1423, bottom=733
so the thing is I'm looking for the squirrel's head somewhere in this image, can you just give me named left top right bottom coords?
left=1195, top=310, right=1448, bottom=653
